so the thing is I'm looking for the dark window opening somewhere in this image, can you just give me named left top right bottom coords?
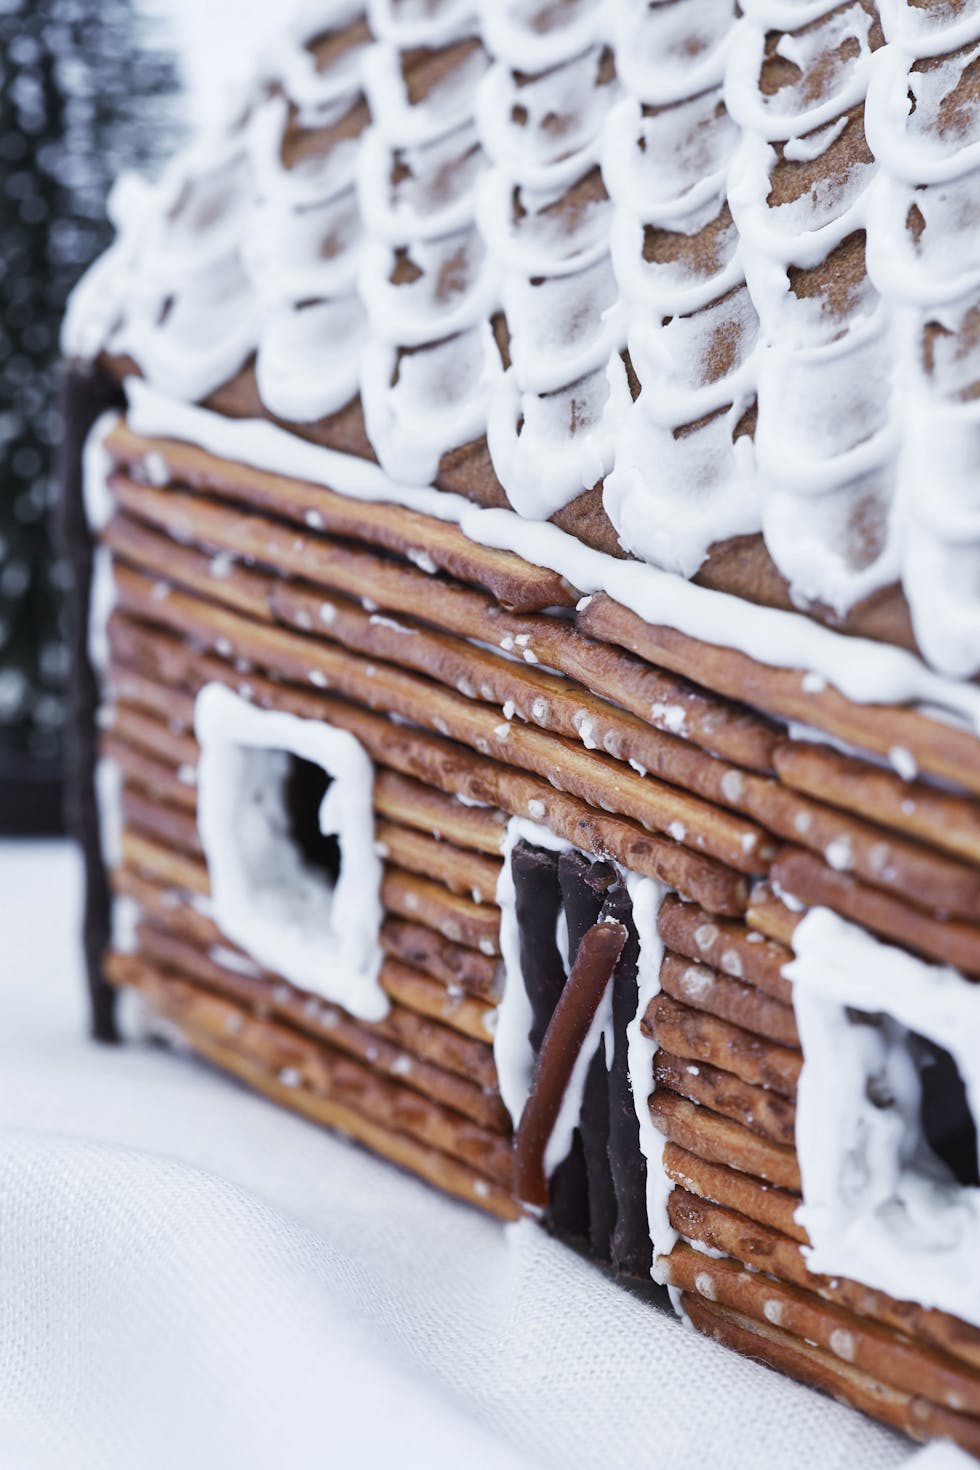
left=910, top=1032, right=980, bottom=1189
left=284, top=754, right=341, bottom=887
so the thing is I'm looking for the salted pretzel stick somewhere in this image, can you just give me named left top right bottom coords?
left=657, top=895, right=793, bottom=1004
left=649, top=1092, right=802, bottom=1193
left=666, top=1241, right=980, bottom=1419
left=514, top=921, right=628, bottom=1208
left=654, top=1051, right=796, bottom=1148
left=380, top=918, right=501, bottom=1002
left=107, top=618, right=750, bottom=915
left=683, top=1295, right=980, bottom=1453
left=111, top=562, right=772, bottom=875
left=381, top=868, right=499, bottom=955
left=105, top=422, right=573, bottom=611
left=105, top=953, right=518, bottom=1221
left=669, top=1190, right=980, bottom=1376
left=106, top=502, right=777, bottom=840
left=745, top=881, right=801, bottom=947
left=380, top=959, right=497, bottom=1043
left=578, top=594, right=980, bottom=797
left=662, top=1143, right=806, bottom=1244
left=111, top=951, right=514, bottom=1192
left=108, top=473, right=778, bottom=772
left=374, top=771, right=505, bottom=855
left=659, top=953, right=799, bottom=1047
left=771, top=848, right=980, bottom=976
left=774, top=738, right=980, bottom=865
left=113, top=869, right=500, bottom=1091
left=135, top=922, right=507, bottom=1133
left=375, top=821, right=501, bottom=905
left=675, top=1264, right=980, bottom=1446
left=643, top=993, right=801, bottom=1096
left=107, top=523, right=980, bottom=916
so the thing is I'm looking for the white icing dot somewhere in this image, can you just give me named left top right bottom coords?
left=824, top=836, right=854, bottom=872
left=720, top=770, right=743, bottom=803
left=319, top=602, right=337, bottom=625
left=668, top=821, right=687, bottom=843
left=694, top=1272, right=716, bottom=1301
left=763, top=1299, right=784, bottom=1326
left=889, top=745, right=918, bottom=782
left=829, top=1329, right=856, bottom=1363
left=527, top=799, right=546, bottom=820
left=802, top=673, right=826, bottom=695
left=308, top=670, right=329, bottom=688
left=304, top=509, right=325, bottom=530
left=278, top=1067, right=302, bottom=1089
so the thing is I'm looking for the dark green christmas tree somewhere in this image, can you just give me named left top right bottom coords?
left=0, top=0, right=179, bottom=831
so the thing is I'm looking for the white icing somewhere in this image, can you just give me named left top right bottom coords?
left=623, top=872, right=677, bottom=1278
left=787, top=907, right=980, bottom=1330
left=126, top=383, right=980, bottom=735
left=66, top=1, right=980, bottom=677
left=194, top=682, right=386, bottom=1020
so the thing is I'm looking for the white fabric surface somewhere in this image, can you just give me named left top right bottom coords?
left=0, top=841, right=972, bottom=1470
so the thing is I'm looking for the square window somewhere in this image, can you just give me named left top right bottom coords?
left=788, top=908, right=980, bottom=1329
left=195, top=683, right=386, bottom=1020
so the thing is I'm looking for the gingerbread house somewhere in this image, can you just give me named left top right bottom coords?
left=60, top=0, right=980, bottom=1451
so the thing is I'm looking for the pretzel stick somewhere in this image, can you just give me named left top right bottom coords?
left=113, top=870, right=500, bottom=1090
left=643, top=993, right=801, bottom=1096
left=669, top=1190, right=980, bottom=1376
left=662, top=1143, right=806, bottom=1244
left=106, top=952, right=518, bottom=1221
left=108, top=517, right=980, bottom=916
left=514, top=921, right=628, bottom=1209
left=381, top=868, right=499, bottom=955
left=659, top=952, right=799, bottom=1047
left=375, top=821, right=501, bottom=905
left=111, top=563, right=771, bottom=875
left=120, top=829, right=209, bottom=895
left=379, top=918, right=501, bottom=1002
left=106, top=502, right=778, bottom=844
left=654, top=1051, right=796, bottom=1147
left=683, top=1295, right=980, bottom=1453
left=122, top=786, right=201, bottom=857
left=649, top=1092, right=801, bottom=1192
left=745, top=881, right=801, bottom=947
left=380, top=959, right=497, bottom=1043
left=102, top=733, right=196, bottom=811
left=774, top=738, right=980, bottom=865
left=105, top=422, right=573, bottom=612
left=374, top=771, right=505, bottom=855
left=135, top=922, right=508, bottom=1133
left=657, top=895, right=794, bottom=1004
left=107, top=475, right=779, bottom=772
left=579, top=594, right=980, bottom=797
left=771, top=848, right=980, bottom=977
left=107, top=618, right=750, bottom=915
left=115, top=956, right=515, bottom=1181
left=665, top=1243, right=980, bottom=1421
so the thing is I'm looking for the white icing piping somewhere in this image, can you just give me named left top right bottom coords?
left=125, top=382, right=980, bottom=735
left=194, top=682, right=387, bottom=1021
left=786, top=907, right=980, bottom=1331
left=624, top=872, right=677, bottom=1287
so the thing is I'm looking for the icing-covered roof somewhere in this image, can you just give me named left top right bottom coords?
left=66, top=0, right=980, bottom=680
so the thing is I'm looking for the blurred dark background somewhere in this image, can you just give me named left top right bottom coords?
left=0, top=0, right=180, bottom=833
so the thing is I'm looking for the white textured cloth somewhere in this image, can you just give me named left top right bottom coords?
left=0, top=842, right=972, bottom=1469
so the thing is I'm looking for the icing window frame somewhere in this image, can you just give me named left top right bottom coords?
left=194, top=683, right=386, bottom=1021
left=787, top=908, right=980, bottom=1330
